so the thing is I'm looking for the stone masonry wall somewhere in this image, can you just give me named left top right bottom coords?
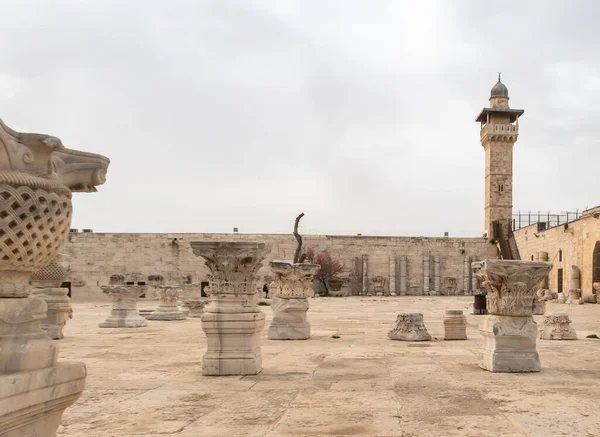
left=514, top=207, right=600, bottom=296
left=62, top=233, right=489, bottom=301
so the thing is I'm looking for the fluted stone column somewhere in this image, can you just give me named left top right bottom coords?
left=191, top=241, right=267, bottom=376
left=0, top=119, right=109, bottom=437
left=99, top=285, right=148, bottom=328
left=423, top=255, right=430, bottom=295
left=30, top=254, right=72, bottom=340
left=463, top=256, right=471, bottom=295
left=540, top=312, right=577, bottom=340
left=146, top=286, right=186, bottom=321
left=433, top=255, right=440, bottom=295
left=388, top=313, right=431, bottom=341
left=399, top=256, right=407, bottom=295
left=388, top=255, right=396, bottom=295
left=477, top=260, right=552, bottom=373
left=267, top=261, right=320, bottom=340
left=361, top=255, right=368, bottom=295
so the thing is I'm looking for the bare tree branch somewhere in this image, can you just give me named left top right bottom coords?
left=293, top=212, right=305, bottom=264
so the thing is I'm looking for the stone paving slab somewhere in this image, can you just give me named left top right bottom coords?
left=57, top=297, right=600, bottom=437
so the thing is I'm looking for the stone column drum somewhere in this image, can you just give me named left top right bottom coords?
left=191, top=241, right=268, bottom=376
left=99, top=285, right=148, bottom=328
left=539, top=312, right=577, bottom=340
left=267, top=261, right=321, bottom=340
left=388, top=313, right=431, bottom=341
left=0, top=119, right=109, bottom=437
left=477, top=259, right=552, bottom=373
left=444, top=310, right=467, bottom=340
left=146, top=285, right=186, bottom=321
left=30, top=253, right=72, bottom=340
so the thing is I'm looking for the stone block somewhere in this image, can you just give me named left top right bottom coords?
left=268, top=297, right=310, bottom=340
left=478, top=315, right=540, bottom=373
left=443, top=310, right=467, bottom=340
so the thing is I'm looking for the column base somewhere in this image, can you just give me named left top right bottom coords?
left=201, top=311, right=265, bottom=375
left=388, top=313, right=431, bottom=341
left=478, top=315, right=541, bottom=373
left=99, top=309, right=148, bottom=328
left=0, top=362, right=86, bottom=437
left=268, top=297, right=310, bottom=340
left=146, top=306, right=186, bottom=321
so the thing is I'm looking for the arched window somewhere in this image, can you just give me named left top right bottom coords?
left=593, top=241, right=600, bottom=287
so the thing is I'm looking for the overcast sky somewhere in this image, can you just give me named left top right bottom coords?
left=1, top=0, right=598, bottom=236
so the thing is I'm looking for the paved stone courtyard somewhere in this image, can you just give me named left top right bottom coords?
left=57, top=297, right=600, bottom=437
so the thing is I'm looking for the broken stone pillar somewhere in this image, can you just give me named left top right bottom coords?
left=463, top=256, right=472, bottom=295
left=433, top=255, right=440, bottom=295
left=567, top=265, right=581, bottom=304
left=423, top=255, right=430, bottom=295
left=471, top=259, right=481, bottom=293
left=477, top=259, right=552, bottom=373
left=540, top=312, right=577, bottom=340
left=388, top=255, right=396, bottom=295
left=267, top=261, right=320, bottom=340
left=361, top=255, right=368, bottom=295
left=594, top=283, right=600, bottom=304
left=557, top=292, right=567, bottom=304
left=99, top=285, right=148, bottom=327
left=146, top=285, right=186, bottom=321
left=399, top=255, right=407, bottom=295
left=29, top=253, right=72, bottom=340
left=444, top=310, right=467, bottom=340
left=191, top=241, right=267, bottom=375
left=182, top=300, right=207, bottom=318
left=388, top=313, right=431, bottom=341
left=0, top=119, right=109, bottom=436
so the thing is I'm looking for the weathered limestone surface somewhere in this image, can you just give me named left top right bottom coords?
left=388, top=313, right=431, bottom=341
left=540, top=312, right=577, bottom=340
left=63, top=232, right=490, bottom=300
left=191, top=241, right=267, bottom=375
left=30, top=254, right=72, bottom=339
left=267, top=261, right=320, bottom=340
left=443, top=310, right=467, bottom=340
left=477, top=259, right=552, bottom=373
left=532, top=295, right=546, bottom=315
left=99, top=285, right=147, bottom=328
left=30, top=287, right=71, bottom=339
left=0, top=118, right=109, bottom=436
left=268, top=297, right=310, bottom=340
left=181, top=300, right=206, bottom=318
left=146, top=286, right=186, bottom=321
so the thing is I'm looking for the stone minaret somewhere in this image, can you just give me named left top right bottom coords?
left=476, top=74, right=524, bottom=245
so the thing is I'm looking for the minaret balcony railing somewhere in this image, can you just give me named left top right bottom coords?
left=480, top=123, right=518, bottom=140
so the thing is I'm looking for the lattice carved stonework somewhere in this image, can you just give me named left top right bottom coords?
left=0, top=177, right=72, bottom=272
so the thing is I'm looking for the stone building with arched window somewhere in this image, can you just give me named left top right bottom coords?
left=513, top=205, right=600, bottom=297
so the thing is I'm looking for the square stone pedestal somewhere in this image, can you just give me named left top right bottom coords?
left=201, top=311, right=265, bottom=375
left=478, top=315, right=540, bottom=373
left=0, top=362, right=86, bottom=436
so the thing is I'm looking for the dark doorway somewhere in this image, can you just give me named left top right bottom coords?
left=593, top=241, right=600, bottom=293
left=200, top=281, right=209, bottom=297
left=61, top=281, right=71, bottom=298
left=557, top=268, right=563, bottom=294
